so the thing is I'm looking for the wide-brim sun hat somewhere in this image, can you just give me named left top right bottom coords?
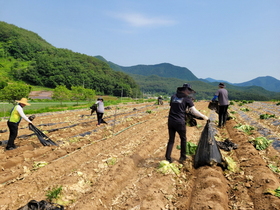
left=16, top=98, right=31, bottom=106
left=182, top=83, right=195, bottom=92
left=219, top=82, right=225, bottom=87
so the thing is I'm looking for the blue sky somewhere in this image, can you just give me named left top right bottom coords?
left=1, top=0, right=279, bottom=83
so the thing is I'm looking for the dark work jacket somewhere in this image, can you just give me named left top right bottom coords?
left=168, top=91, right=194, bottom=124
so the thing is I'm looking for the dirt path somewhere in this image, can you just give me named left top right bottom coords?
left=0, top=101, right=280, bottom=209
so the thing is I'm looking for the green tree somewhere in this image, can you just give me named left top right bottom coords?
left=71, top=86, right=86, bottom=105
left=52, top=85, right=71, bottom=105
left=0, top=83, right=31, bottom=104
left=83, top=88, right=96, bottom=102
left=0, top=79, right=8, bottom=89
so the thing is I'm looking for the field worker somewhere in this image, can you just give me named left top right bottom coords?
left=158, top=96, right=163, bottom=105
left=211, top=82, right=229, bottom=128
left=6, top=98, right=33, bottom=150
left=166, top=84, right=209, bottom=163
left=95, top=97, right=105, bottom=126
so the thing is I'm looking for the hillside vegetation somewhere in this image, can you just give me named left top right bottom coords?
left=234, top=76, right=280, bottom=93
left=0, top=21, right=140, bottom=97
left=0, top=21, right=279, bottom=101
left=98, top=57, right=280, bottom=100
left=120, top=63, right=198, bottom=81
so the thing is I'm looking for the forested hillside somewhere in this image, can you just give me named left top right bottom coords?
left=96, top=57, right=280, bottom=100
left=128, top=76, right=277, bottom=101
left=119, top=63, right=198, bottom=81
left=0, top=21, right=141, bottom=97
left=204, top=76, right=280, bottom=93
left=0, top=21, right=279, bottom=101
left=233, top=76, right=280, bottom=92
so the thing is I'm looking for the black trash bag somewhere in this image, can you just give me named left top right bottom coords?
left=216, top=138, right=238, bottom=151
left=208, top=101, right=219, bottom=111
left=208, top=101, right=232, bottom=121
left=185, top=111, right=203, bottom=127
left=28, top=115, right=36, bottom=121
left=185, top=112, right=197, bottom=127
left=194, top=120, right=223, bottom=169
left=17, top=199, right=64, bottom=210
left=90, top=104, right=97, bottom=115
left=29, top=124, right=58, bottom=146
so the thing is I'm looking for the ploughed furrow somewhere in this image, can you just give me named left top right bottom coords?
left=70, top=112, right=172, bottom=209
left=226, top=119, right=280, bottom=209
left=0, top=105, right=174, bottom=209
left=175, top=106, right=230, bottom=210
left=0, top=103, right=162, bottom=154
left=0, top=103, right=167, bottom=184
left=246, top=101, right=280, bottom=117
left=189, top=166, right=229, bottom=210
left=1, top=101, right=280, bottom=209
left=0, top=102, right=154, bottom=138
left=231, top=102, right=280, bottom=148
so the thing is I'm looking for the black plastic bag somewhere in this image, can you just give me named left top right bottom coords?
left=208, top=101, right=232, bottom=121
left=208, top=101, right=219, bottom=111
left=185, top=112, right=197, bottom=127
left=90, top=104, right=97, bottom=115
left=17, top=200, right=64, bottom=210
left=194, top=120, right=223, bottom=169
left=185, top=111, right=203, bottom=127
left=29, top=124, right=58, bottom=146
left=217, top=138, right=238, bottom=151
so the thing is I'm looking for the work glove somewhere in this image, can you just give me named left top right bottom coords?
left=28, top=115, right=36, bottom=121
left=203, top=115, right=209, bottom=120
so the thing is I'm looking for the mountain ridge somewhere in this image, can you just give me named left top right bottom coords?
left=203, top=76, right=280, bottom=92
left=0, top=21, right=279, bottom=101
left=98, top=56, right=279, bottom=93
left=95, top=56, right=280, bottom=100
left=120, top=63, right=198, bottom=81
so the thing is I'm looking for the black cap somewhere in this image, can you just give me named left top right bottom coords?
left=97, top=97, right=103, bottom=101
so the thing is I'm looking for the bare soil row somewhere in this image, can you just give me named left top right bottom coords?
left=0, top=101, right=279, bottom=209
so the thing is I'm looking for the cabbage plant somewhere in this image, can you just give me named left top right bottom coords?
left=157, top=160, right=181, bottom=175
left=249, top=136, right=273, bottom=150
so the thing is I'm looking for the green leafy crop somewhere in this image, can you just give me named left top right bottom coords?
left=259, top=114, right=275, bottom=119
left=266, top=187, right=280, bottom=197
left=177, top=142, right=197, bottom=156
left=234, top=123, right=254, bottom=135
left=157, top=160, right=181, bottom=175
left=249, top=137, right=273, bottom=150
left=240, top=108, right=250, bottom=112
left=268, top=164, right=280, bottom=173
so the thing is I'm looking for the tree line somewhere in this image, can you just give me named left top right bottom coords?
left=0, top=21, right=141, bottom=98
left=128, top=75, right=280, bottom=101
left=0, top=82, right=96, bottom=105
left=1, top=21, right=279, bottom=101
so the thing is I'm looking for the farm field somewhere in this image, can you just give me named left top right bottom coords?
left=0, top=101, right=280, bottom=209
left=0, top=101, right=91, bottom=118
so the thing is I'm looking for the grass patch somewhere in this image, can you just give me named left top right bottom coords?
left=46, top=186, right=63, bottom=202
left=0, top=98, right=156, bottom=118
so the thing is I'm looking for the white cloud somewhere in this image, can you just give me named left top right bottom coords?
left=113, top=13, right=176, bottom=27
